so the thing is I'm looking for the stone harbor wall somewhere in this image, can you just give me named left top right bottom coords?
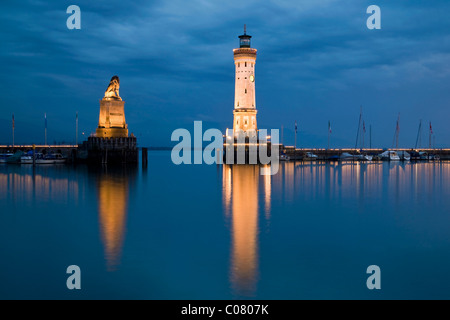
left=78, top=136, right=138, bottom=164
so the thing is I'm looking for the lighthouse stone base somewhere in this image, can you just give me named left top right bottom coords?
left=77, top=136, right=138, bottom=164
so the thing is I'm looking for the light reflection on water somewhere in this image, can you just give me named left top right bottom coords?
left=221, top=161, right=450, bottom=298
left=96, top=168, right=135, bottom=271
left=223, top=165, right=260, bottom=297
left=0, top=165, right=137, bottom=274
left=2, top=158, right=450, bottom=299
left=0, top=166, right=79, bottom=204
left=271, top=161, right=450, bottom=204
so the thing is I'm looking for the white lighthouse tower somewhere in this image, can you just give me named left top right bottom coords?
left=233, top=25, right=257, bottom=138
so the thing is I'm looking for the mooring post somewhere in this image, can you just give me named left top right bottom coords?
left=142, top=147, right=148, bottom=168
left=32, top=144, right=36, bottom=167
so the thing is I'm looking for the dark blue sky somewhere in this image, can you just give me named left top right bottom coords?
left=1, top=0, right=449, bottom=148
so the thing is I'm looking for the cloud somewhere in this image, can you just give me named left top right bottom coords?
left=1, top=0, right=450, bottom=147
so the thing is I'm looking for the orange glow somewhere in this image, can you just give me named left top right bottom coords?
left=227, top=165, right=259, bottom=296
left=0, top=171, right=78, bottom=203
left=264, top=167, right=271, bottom=219
left=97, top=173, right=128, bottom=271
left=222, top=165, right=232, bottom=217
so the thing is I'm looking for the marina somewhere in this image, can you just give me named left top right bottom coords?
left=280, top=147, right=446, bottom=161
left=0, top=145, right=448, bottom=164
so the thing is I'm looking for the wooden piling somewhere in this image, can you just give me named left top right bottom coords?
left=142, top=147, right=148, bottom=167
left=32, top=144, right=36, bottom=167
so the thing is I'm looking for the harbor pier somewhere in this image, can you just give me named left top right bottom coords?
left=282, top=147, right=450, bottom=161
left=0, top=144, right=139, bottom=164
left=0, top=145, right=78, bottom=161
left=222, top=139, right=273, bottom=164
left=78, top=136, right=138, bottom=164
left=2, top=145, right=450, bottom=164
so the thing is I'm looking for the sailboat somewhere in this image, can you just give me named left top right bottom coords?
left=377, top=114, right=407, bottom=161
left=392, top=113, right=407, bottom=161
left=379, top=150, right=400, bottom=161
left=0, top=153, right=14, bottom=163
left=5, top=151, right=24, bottom=164
left=19, top=150, right=67, bottom=164
left=410, top=120, right=423, bottom=161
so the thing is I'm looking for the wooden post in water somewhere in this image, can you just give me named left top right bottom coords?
left=32, top=144, right=36, bottom=167
left=12, top=114, right=15, bottom=149
left=142, top=147, right=148, bottom=168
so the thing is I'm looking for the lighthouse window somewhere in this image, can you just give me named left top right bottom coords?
left=238, top=63, right=240, bottom=67
left=245, top=62, right=247, bottom=67
left=245, top=89, right=247, bottom=94
left=251, top=63, right=253, bottom=67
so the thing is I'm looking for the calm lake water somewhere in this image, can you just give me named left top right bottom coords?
left=1, top=151, right=450, bottom=299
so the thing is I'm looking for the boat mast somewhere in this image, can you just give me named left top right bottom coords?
left=392, top=113, right=400, bottom=149
left=396, top=114, right=400, bottom=149
left=76, top=111, right=78, bottom=145
left=294, top=120, right=297, bottom=149
left=362, top=121, right=365, bottom=150
left=415, top=120, right=422, bottom=149
left=12, top=113, right=15, bottom=148
left=429, top=121, right=432, bottom=149
left=355, top=106, right=362, bottom=149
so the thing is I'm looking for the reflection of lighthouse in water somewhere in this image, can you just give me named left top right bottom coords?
left=223, top=165, right=271, bottom=296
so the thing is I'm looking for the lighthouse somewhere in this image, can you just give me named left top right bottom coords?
left=224, top=27, right=278, bottom=169
left=233, top=25, right=257, bottom=138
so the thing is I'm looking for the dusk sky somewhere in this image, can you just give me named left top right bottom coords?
left=1, top=0, right=450, bottom=148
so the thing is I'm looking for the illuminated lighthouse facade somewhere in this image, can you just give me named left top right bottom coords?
left=233, top=26, right=257, bottom=138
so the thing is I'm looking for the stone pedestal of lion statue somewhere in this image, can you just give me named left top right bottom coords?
left=96, top=75, right=128, bottom=138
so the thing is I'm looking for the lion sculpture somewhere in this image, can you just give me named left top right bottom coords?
left=103, top=75, right=122, bottom=100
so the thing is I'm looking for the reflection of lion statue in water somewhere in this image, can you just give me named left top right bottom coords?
left=103, top=75, right=122, bottom=100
